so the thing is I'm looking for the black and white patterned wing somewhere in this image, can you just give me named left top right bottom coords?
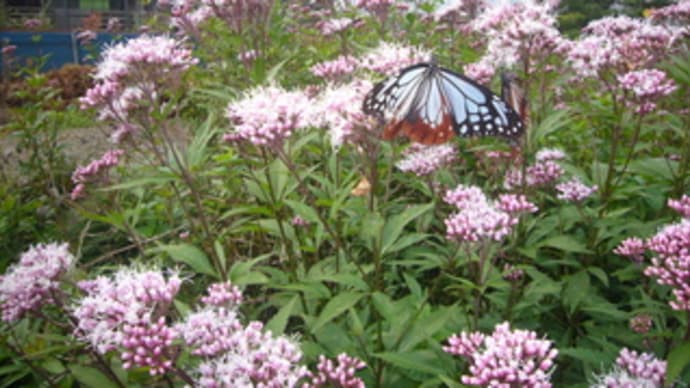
left=438, top=69, right=524, bottom=139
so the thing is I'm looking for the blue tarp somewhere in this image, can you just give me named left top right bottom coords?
left=1, top=32, right=138, bottom=72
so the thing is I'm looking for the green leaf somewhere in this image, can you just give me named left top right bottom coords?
left=539, top=235, right=592, bottom=254
left=68, top=365, right=120, bottom=388
left=284, top=200, right=321, bottom=224
left=382, top=204, right=433, bottom=255
left=266, top=295, right=298, bottom=334
left=149, top=244, right=218, bottom=278
left=587, top=266, right=609, bottom=287
left=399, top=308, right=453, bottom=351
left=374, top=351, right=446, bottom=376
left=666, top=340, right=690, bottom=384
left=311, top=292, right=364, bottom=333
left=229, top=255, right=270, bottom=285
left=562, top=270, right=590, bottom=314
left=371, top=292, right=396, bottom=322
left=102, top=174, right=176, bottom=191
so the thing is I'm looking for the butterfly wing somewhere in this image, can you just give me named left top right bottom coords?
left=364, top=63, right=456, bottom=144
left=363, top=62, right=524, bottom=145
left=439, top=68, right=524, bottom=138
left=501, top=72, right=530, bottom=128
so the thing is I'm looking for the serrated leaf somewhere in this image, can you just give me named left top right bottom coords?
left=266, top=295, right=298, bottom=334
left=540, top=235, right=592, bottom=254
left=311, top=292, right=364, bottom=333
left=149, top=244, right=218, bottom=278
left=587, top=267, right=609, bottom=287
left=374, top=351, right=446, bottom=376
left=371, top=292, right=396, bottom=322
left=381, top=204, right=433, bottom=255
left=68, top=365, right=120, bottom=388
left=562, top=271, right=590, bottom=314
left=284, top=200, right=321, bottom=224
left=102, top=174, right=176, bottom=191
left=666, top=340, right=690, bottom=384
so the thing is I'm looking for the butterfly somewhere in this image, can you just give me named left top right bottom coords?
left=363, top=61, right=524, bottom=145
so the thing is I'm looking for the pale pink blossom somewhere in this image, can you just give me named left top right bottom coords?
left=618, top=69, right=677, bottom=114
left=72, top=268, right=181, bottom=356
left=555, top=178, right=598, bottom=203
left=644, top=219, right=690, bottom=310
left=470, top=0, right=567, bottom=74
left=225, top=86, right=312, bottom=148
left=614, top=237, right=646, bottom=264
left=317, top=17, right=359, bottom=36
left=444, top=322, right=558, bottom=387
left=308, top=79, right=376, bottom=148
left=0, top=243, right=74, bottom=322
left=444, top=185, right=518, bottom=243
left=629, top=314, right=653, bottom=334
left=496, top=193, right=538, bottom=215
left=396, top=143, right=457, bottom=176
left=311, top=55, right=358, bottom=81
left=650, top=0, right=690, bottom=24
left=568, top=16, right=681, bottom=78
left=535, top=148, right=566, bottom=162
left=76, top=30, right=97, bottom=45
left=70, top=149, right=125, bottom=200
left=359, top=42, right=431, bottom=76
left=201, top=281, right=243, bottom=307
left=304, top=353, right=367, bottom=388
left=463, top=59, right=495, bottom=85
left=195, top=321, right=308, bottom=387
left=668, top=195, right=690, bottom=219
left=592, top=348, right=666, bottom=388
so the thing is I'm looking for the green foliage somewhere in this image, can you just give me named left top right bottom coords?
left=1, top=1, right=689, bottom=387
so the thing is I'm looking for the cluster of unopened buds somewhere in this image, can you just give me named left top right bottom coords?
left=444, top=322, right=558, bottom=387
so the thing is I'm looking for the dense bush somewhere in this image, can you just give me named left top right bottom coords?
left=1, top=0, right=689, bottom=387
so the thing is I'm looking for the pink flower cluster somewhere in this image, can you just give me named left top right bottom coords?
left=225, top=86, right=312, bottom=148
left=359, top=41, right=431, bottom=76
left=304, top=353, right=367, bottom=388
left=650, top=0, right=690, bottom=24
left=592, top=348, right=666, bottom=387
left=310, top=79, right=376, bottom=148
left=72, top=268, right=181, bottom=374
left=535, top=148, right=566, bottom=162
left=614, top=237, right=646, bottom=264
left=177, top=305, right=243, bottom=357
left=121, top=316, right=177, bottom=374
left=317, top=17, right=360, bottom=36
left=496, top=194, right=538, bottom=215
left=201, top=281, right=243, bottom=307
left=0, top=243, right=74, bottom=322
left=396, top=143, right=458, bottom=176
left=70, top=149, right=125, bottom=200
left=643, top=219, right=690, bottom=310
left=169, top=0, right=213, bottom=36
left=668, top=194, right=690, bottom=219
left=201, top=0, right=272, bottom=34
left=195, top=321, right=308, bottom=387
left=310, top=55, right=359, bottom=81
left=80, top=35, right=197, bottom=142
left=504, top=161, right=564, bottom=190
left=618, top=69, right=677, bottom=114
left=444, top=185, right=520, bottom=243
left=444, top=322, right=558, bottom=387
left=555, top=178, right=598, bottom=203
left=568, top=16, right=680, bottom=78
left=470, top=0, right=567, bottom=74
left=463, top=60, right=495, bottom=85
left=432, top=0, right=486, bottom=23
left=629, top=314, right=653, bottom=334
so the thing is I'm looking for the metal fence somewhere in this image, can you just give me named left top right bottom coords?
left=1, top=32, right=139, bottom=73
left=3, top=6, right=151, bottom=31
